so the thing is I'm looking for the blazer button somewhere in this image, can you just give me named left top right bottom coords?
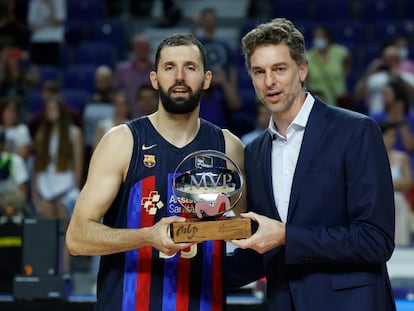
left=302, top=256, right=313, bottom=263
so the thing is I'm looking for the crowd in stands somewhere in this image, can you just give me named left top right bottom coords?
left=0, top=0, right=414, bottom=295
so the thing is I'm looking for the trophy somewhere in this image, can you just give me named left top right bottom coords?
left=170, top=150, right=251, bottom=243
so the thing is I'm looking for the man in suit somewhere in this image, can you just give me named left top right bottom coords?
left=226, top=18, right=396, bottom=311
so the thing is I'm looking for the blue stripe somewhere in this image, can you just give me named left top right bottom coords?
left=162, top=173, right=180, bottom=311
left=122, top=182, right=142, bottom=311
left=200, top=241, right=214, bottom=311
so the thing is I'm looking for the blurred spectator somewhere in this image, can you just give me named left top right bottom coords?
left=380, top=121, right=413, bottom=246
left=191, top=7, right=241, bottom=128
left=393, top=36, right=414, bottom=75
left=135, top=83, right=158, bottom=117
left=378, top=79, right=414, bottom=153
left=31, top=96, right=83, bottom=275
left=32, top=96, right=83, bottom=219
left=355, top=43, right=414, bottom=114
left=0, top=96, right=32, bottom=161
left=130, top=0, right=181, bottom=27
left=241, top=102, right=271, bottom=146
left=114, top=33, right=153, bottom=119
left=306, top=26, right=352, bottom=108
left=90, top=65, right=115, bottom=103
left=0, top=188, right=24, bottom=294
left=0, top=127, right=29, bottom=202
left=93, top=90, right=131, bottom=149
left=27, top=0, right=66, bottom=66
left=0, top=0, right=28, bottom=50
left=0, top=47, right=38, bottom=116
left=28, top=80, right=82, bottom=138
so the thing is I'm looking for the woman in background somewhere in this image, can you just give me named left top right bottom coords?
left=306, top=26, right=352, bottom=107
left=32, top=96, right=83, bottom=218
left=381, top=121, right=413, bottom=246
left=32, top=96, right=83, bottom=275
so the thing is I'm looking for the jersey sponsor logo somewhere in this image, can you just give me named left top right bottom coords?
left=168, top=194, right=195, bottom=214
left=195, top=154, right=213, bottom=168
left=143, top=154, right=156, bottom=168
left=142, top=143, right=157, bottom=151
left=141, top=190, right=164, bottom=215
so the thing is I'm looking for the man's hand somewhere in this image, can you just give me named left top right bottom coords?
left=147, top=216, right=195, bottom=257
left=231, top=212, right=286, bottom=254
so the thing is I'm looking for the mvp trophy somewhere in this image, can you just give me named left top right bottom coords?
left=170, top=150, right=251, bottom=243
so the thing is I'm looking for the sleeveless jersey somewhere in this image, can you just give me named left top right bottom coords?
left=95, top=117, right=226, bottom=311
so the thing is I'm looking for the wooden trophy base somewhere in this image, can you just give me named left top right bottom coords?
left=170, top=217, right=252, bottom=243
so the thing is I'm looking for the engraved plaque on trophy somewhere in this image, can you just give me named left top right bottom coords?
left=170, top=150, right=251, bottom=243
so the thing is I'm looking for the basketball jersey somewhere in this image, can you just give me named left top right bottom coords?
left=95, top=117, right=226, bottom=311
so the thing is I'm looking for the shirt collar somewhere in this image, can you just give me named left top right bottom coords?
left=268, top=93, right=315, bottom=139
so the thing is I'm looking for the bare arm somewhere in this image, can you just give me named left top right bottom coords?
left=66, top=124, right=192, bottom=256
left=223, top=129, right=246, bottom=216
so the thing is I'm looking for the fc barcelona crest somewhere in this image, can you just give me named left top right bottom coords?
left=143, top=154, right=156, bottom=168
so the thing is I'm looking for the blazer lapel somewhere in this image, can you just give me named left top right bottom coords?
left=262, top=130, right=281, bottom=220
left=287, top=100, right=330, bottom=222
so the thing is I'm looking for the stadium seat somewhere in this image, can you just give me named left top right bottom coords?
left=273, top=0, right=311, bottom=21
left=371, top=20, right=405, bottom=43
left=65, top=20, right=87, bottom=46
left=294, top=20, right=318, bottom=49
left=59, top=44, right=74, bottom=67
left=35, top=65, right=60, bottom=89
left=62, top=88, right=88, bottom=113
left=360, top=43, right=382, bottom=67
left=313, top=0, right=351, bottom=22
left=402, top=1, right=414, bottom=19
left=361, top=0, right=398, bottom=21
left=29, top=89, right=43, bottom=114
left=239, top=88, right=257, bottom=115
left=239, top=20, right=266, bottom=41
left=409, top=44, right=414, bottom=60
left=82, top=103, right=114, bottom=148
left=67, top=0, right=104, bottom=21
left=73, top=41, right=115, bottom=67
left=89, top=20, right=126, bottom=61
left=330, top=21, right=368, bottom=46
left=62, top=64, right=97, bottom=95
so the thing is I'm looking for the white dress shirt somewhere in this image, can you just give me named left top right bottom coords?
left=28, top=0, right=66, bottom=43
left=269, top=93, right=315, bottom=223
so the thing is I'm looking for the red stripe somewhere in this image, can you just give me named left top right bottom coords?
left=136, top=176, right=156, bottom=310
left=176, top=253, right=191, bottom=310
left=176, top=209, right=191, bottom=310
left=211, top=241, right=223, bottom=311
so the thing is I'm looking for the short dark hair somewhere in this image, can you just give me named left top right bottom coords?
left=154, top=33, right=207, bottom=72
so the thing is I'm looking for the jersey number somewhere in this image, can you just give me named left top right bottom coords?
left=159, top=244, right=197, bottom=259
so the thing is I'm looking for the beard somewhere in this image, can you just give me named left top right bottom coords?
left=158, top=81, right=204, bottom=114
left=260, top=72, right=302, bottom=114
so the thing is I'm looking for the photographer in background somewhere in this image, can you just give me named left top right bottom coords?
left=354, top=43, right=414, bottom=115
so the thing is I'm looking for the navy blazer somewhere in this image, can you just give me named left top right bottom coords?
left=226, top=99, right=396, bottom=311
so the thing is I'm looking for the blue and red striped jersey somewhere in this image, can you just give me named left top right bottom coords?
left=94, top=117, right=226, bottom=311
